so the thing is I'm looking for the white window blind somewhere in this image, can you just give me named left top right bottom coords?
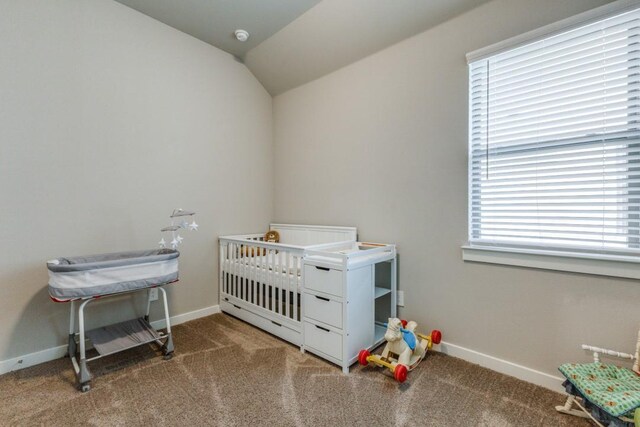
left=469, top=6, right=640, bottom=256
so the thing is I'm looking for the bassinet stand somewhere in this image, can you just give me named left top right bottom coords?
left=68, top=286, right=174, bottom=392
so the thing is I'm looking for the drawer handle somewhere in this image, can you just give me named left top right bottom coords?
left=315, top=325, right=330, bottom=332
left=233, top=304, right=241, bottom=310
left=271, top=321, right=282, bottom=327
left=315, top=295, right=330, bottom=302
left=315, top=266, right=330, bottom=271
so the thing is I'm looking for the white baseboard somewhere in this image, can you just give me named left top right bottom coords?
left=0, top=304, right=220, bottom=376
left=437, top=340, right=565, bottom=392
left=149, top=304, right=220, bottom=330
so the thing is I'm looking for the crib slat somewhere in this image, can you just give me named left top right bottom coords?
left=247, top=246, right=256, bottom=304
left=264, top=249, right=273, bottom=310
left=278, top=250, right=282, bottom=316
left=258, top=248, right=263, bottom=308
left=221, top=242, right=226, bottom=295
left=285, top=251, right=290, bottom=319
left=243, top=245, right=247, bottom=301
left=225, top=243, right=229, bottom=294
left=273, top=249, right=278, bottom=314
left=252, top=245, right=257, bottom=304
left=229, top=242, right=233, bottom=297
left=292, top=255, right=298, bottom=321
left=274, top=249, right=280, bottom=315
left=232, top=243, right=237, bottom=297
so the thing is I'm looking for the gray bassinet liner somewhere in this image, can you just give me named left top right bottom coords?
left=47, top=249, right=179, bottom=300
left=48, top=273, right=179, bottom=299
left=48, top=249, right=178, bottom=272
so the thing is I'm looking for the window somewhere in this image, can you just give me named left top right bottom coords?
left=465, top=2, right=640, bottom=277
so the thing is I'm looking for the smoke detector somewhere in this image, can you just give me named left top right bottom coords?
left=234, top=29, right=249, bottom=42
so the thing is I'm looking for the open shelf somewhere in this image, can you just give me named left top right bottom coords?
left=375, top=286, right=391, bottom=299
left=85, top=317, right=162, bottom=357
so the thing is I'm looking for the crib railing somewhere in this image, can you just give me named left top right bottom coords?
left=219, top=236, right=305, bottom=324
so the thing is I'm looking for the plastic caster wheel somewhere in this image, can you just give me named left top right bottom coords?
left=163, top=352, right=174, bottom=361
left=358, top=349, right=371, bottom=366
left=394, top=364, right=408, bottom=383
left=80, top=383, right=91, bottom=393
left=431, top=330, right=442, bottom=345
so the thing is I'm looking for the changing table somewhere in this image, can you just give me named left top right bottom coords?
left=301, top=242, right=397, bottom=373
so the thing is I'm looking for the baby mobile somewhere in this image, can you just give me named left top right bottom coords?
left=159, top=209, right=199, bottom=249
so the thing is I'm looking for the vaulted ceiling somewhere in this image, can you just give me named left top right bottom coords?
left=114, top=0, right=491, bottom=95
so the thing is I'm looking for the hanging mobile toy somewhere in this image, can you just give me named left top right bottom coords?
left=159, top=209, right=198, bottom=250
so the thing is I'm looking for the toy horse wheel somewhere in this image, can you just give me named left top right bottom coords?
left=358, top=349, right=371, bottom=366
left=431, top=330, right=442, bottom=345
left=394, top=364, right=408, bottom=383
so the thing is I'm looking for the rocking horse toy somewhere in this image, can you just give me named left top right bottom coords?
left=358, top=318, right=441, bottom=383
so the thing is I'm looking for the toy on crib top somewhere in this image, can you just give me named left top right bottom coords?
left=358, top=318, right=442, bottom=383
left=264, top=230, right=279, bottom=243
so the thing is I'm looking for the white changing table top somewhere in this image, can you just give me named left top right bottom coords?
left=305, top=242, right=396, bottom=270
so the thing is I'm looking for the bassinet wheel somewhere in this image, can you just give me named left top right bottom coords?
left=358, top=349, right=371, bottom=366
left=163, top=352, right=174, bottom=361
left=393, top=364, right=408, bottom=383
left=80, top=382, right=91, bottom=393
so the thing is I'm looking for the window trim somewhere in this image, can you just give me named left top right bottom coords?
left=466, top=0, right=640, bottom=64
left=463, top=0, right=640, bottom=278
left=462, top=245, right=640, bottom=279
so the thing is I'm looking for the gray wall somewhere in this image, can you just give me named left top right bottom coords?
left=273, top=0, right=639, bottom=377
left=0, top=0, right=272, bottom=361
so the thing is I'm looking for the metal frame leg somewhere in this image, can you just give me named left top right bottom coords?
left=77, top=299, right=93, bottom=389
left=144, top=288, right=153, bottom=322
left=158, top=287, right=174, bottom=358
left=68, top=301, right=77, bottom=358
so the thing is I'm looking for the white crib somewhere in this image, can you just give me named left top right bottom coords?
left=219, top=224, right=357, bottom=346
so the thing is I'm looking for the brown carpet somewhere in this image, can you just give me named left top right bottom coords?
left=0, top=313, right=589, bottom=426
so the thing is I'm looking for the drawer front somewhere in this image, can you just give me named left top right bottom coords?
left=304, top=264, right=343, bottom=297
left=303, top=321, right=342, bottom=361
left=303, top=293, right=343, bottom=329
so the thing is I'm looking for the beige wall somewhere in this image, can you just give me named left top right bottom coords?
left=0, top=0, right=272, bottom=361
left=273, top=0, right=640, bottom=377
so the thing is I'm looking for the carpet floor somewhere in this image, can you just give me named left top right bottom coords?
left=0, top=313, right=589, bottom=426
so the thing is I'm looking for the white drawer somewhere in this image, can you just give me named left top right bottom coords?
left=303, top=321, right=342, bottom=361
left=304, top=264, right=343, bottom=297
left=303, top=293, right=343, bottom=329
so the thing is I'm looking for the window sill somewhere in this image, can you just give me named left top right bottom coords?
left=461, top=245, right=640, bottom=280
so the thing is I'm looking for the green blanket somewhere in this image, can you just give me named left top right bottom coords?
left=559, top=362, right=640, bottom=418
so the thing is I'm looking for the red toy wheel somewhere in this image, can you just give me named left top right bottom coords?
left=400, top=319, right=408, bottom=328
left=431, top=330, right=442, bottom=345
left=358, top=349, right=371, bottom=366
left=394, top=364, right=408, bottom=383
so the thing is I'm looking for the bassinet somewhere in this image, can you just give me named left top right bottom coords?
left=47, top=249, right=179, bottom=301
